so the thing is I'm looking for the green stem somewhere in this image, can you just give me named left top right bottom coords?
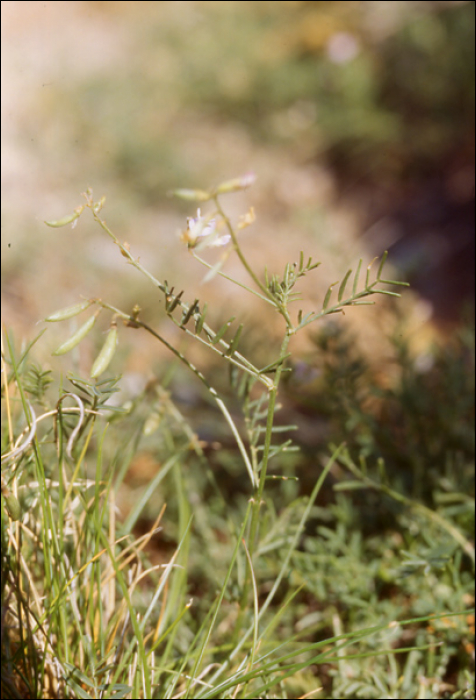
left=250, top=333, right=290, bottom=550
left=213, top=196, right=295, bottom=330
left=213, top=196, right=271, bottom=300
left=192, top=252, right=274, bottom=306
left=126, top=318, right=257, bottom=488
left=233, top=333, right=291, bottom=645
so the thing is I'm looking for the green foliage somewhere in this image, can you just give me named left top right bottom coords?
left=23, top=363, right=53, bottom=405
left=1, top=178, right=473, bottom=699
left=303, top=320, right=474, bottom=507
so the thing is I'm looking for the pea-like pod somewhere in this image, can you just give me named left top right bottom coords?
left=171, top=188, right=211, bottom=202
left=44, top=206, right=84, bottom=228
left=4, top=493, right=21, bottom=521
left=214, top=172, right=256, bottom=194
left=52, top=312, right=99, bottom=356
left=45, top=300, right=92, bottom=322
left=90, top=326, right=118, bottom=379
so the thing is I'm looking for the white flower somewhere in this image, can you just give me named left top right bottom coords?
left=181, top=209, right=231, bottom=249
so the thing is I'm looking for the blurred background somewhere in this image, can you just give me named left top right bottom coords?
left=2, top=0, right=474, bottom=373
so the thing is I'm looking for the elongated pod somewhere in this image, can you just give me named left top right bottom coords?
left=45, top=300, right=92, bottom=322
left=90, top=326, right=118, bottom=379
left=44, top=206, right=84, bottom=228
left=52, top=312, right=99, bottom=356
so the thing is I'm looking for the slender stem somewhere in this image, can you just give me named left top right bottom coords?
left=213, top=196, right=271, bottom=300
left=233, top=333, right=291, bottom=645
left=192, top=252, right=274, bottom=306
left=91, top=302, right=257, bottom=489
left=123, top=318, right=257, bottom=488
left=213, top=196, right=295, bottom=330
left=248, top=333, right=290, bottom=553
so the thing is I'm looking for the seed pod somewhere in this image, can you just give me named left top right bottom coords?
left=90, top=326, right=118, bottom=379
left=44, top=206, right=83, bottom=228
left=171, top=188, right=211, bottom=202
left=52, top=313, right=98, bottom=356
left=45, top=300, right=92, bottom=322
left=214, top=173, right=256, bottom=194
left=4, top=493, right=21, bottom=521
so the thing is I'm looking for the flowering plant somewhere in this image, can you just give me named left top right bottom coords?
left=33, top=173, right=415, bottom=695
left=43, top=176, right=409, bottom=487
left=5, top=173, right=471, bottom=699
